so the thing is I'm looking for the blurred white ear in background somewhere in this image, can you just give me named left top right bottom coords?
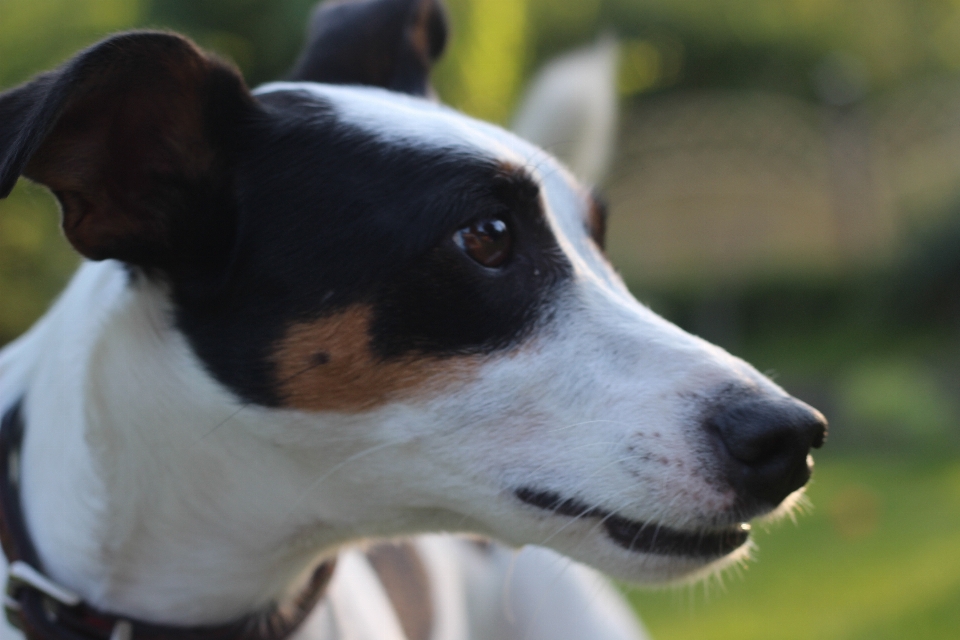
left=511, top=35, right=619, bottom=185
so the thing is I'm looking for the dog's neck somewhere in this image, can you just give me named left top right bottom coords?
left=1, top=261, right=354, bottom=626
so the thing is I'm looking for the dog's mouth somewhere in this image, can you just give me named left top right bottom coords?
left=515, top=488, right=750, bottom=558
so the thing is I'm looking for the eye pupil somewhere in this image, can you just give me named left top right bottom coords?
left=453, top=218, right=512, bottom=268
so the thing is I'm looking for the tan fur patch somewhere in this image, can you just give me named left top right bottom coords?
left=274, top=306, right=475, bottom=412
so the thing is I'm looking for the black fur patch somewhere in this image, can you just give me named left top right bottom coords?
left=289, top=0, right=448, bottom=97
left=171, top=89, right=571, bottom=406
left=0, top=30, right=571, bottom=409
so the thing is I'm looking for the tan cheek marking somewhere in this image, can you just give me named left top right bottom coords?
left=274, top=306, right=476, bottom=412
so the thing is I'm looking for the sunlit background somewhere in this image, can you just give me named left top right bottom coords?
left=3, top=1, right=960, bottom=638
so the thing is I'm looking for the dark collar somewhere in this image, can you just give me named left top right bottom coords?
left=0, top=401, right=335, bottom=640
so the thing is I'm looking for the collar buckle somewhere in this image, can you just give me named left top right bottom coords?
left=5, top=560, right=82, bottom=629
left=6, top=560, right=82, bottom=606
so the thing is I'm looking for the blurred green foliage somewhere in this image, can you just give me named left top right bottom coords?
left=0, top=0, right=142, bottom=89
left=7, top=0, right=960, bottom=116
left=0, top=182, right=77, bottom=341
left=3, top=0, right=960, bottom=160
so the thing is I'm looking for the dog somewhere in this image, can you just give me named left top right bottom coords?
left=0, top=0, right=827, bottom=639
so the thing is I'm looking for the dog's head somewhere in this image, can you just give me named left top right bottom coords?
left=0, top=0, right=824, bottom=583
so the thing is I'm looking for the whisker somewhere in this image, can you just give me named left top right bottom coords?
left=539, top=503, right=602, bottom=546
left=543, top=482, right=637, bottom=549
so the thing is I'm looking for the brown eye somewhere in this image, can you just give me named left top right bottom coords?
left=453, top=218, right=512, bottom=268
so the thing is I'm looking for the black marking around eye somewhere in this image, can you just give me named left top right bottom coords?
left=167, top=90, right=572, bottom=407
left=371, top=164, right=569, bottom=358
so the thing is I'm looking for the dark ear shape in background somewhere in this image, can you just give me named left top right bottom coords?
left=289, top=0, right=448, bottom=97
left=0, top=32, right=257, bottom=267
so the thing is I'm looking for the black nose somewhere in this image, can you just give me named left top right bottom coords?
left=705, top=393, right=827, bottom=510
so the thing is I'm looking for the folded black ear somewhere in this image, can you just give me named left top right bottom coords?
left=289, top=0, right=448, bottom=97
left=0, top=31, right=257, bottom=266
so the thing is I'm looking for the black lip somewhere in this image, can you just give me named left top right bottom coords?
left=515, top=488, right=750, bottom=558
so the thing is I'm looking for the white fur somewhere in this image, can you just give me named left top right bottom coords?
left=0, top=83, right=794, bottom=639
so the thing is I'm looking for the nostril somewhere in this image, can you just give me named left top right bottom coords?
left=810, top=410, right=828, bottom=449
left=725, top=427, right=797, bottom=466
left=704, top=393, right=827, bottom=510
left=707, top=397, right=824, bottom=461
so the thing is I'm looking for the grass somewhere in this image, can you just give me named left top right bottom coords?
left=624, top=453, right=960, bottom=640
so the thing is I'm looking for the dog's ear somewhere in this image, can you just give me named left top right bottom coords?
left=512, top=37, right=620, bottom=186
left=0, top=31, right=256, bottom=266
left=289, top=0, right=448, bottom=97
